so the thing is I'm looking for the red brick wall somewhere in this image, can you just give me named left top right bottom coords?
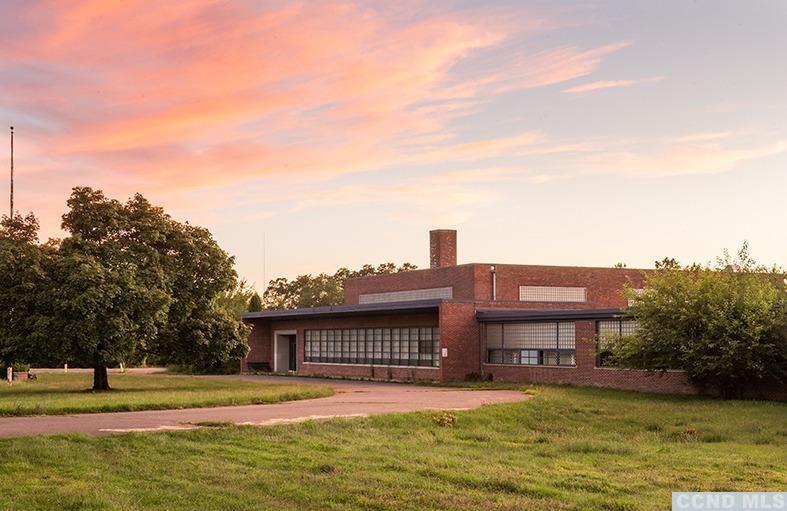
left=439, top=301, right=480, bottom=380
left=343, top=264, right=476, bottom=304
left=243, top=319, right=272, bottom=371
left=344, top=263, right=648, bottom=308
left=478, top=264, right=648, bottom=308
left=299, top=363, right=439, bottom=381
left=481, top=320, right=698, bottom=394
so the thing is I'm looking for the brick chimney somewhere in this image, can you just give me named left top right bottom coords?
left=429, top=229, right=457, bottom=269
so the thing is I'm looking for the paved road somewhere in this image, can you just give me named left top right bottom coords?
left=0, top=375, right=527, bottom=439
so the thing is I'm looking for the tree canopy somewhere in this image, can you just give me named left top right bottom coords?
left=0, top=187, right=249, bottom=389
left=247, top=293, right=263, bottom=312
left=262, top=262, right=417, bottom=309
left=0, top=214, right=52, bottom=369
left=214, top=280, right=257, bottom=318
left=611, top=244, right=787, bottom=398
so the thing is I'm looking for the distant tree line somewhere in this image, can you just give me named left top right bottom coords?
left=0, top=187, right=250, bottom=390
left=262, top=262, right=417, bottom=309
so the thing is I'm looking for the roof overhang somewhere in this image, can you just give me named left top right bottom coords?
left=242, top=299, right=442, bottom=321
left=475, top=308, right=626, bottom=323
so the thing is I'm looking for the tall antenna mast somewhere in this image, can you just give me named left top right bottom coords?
left=262, top=231, right=267, bottom=293
left=9, top=126, right=13, bottom=218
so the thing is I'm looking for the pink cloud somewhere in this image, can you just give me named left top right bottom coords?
left=0, top=1, right=629, bottom=197
left=0, top=0, right=647, bottom=246
left=562, top=76, right=664, bottom=94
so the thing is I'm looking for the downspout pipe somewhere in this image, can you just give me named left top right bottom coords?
left=491, top=265, right=497, bottom=301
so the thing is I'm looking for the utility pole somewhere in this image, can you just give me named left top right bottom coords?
left=9, top=126, right=13, bottom=218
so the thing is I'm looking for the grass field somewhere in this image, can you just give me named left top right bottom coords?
left=0, top=385, right=784, bottom=510
left=0, top=373, right=333, bottom=416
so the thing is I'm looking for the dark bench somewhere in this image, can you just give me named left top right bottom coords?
left=246, top=362, right=272, bottom=373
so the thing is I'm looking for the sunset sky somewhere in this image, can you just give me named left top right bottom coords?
left=2, top=1, right=786, bottom=289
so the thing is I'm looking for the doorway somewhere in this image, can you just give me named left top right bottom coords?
left=274, top=331, right=297, bottom=373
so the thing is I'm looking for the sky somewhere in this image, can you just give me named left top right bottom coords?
left=1, top=0, right=786, bottom=289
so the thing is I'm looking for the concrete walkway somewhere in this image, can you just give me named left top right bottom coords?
left=0, top=375, right=527, bottom=439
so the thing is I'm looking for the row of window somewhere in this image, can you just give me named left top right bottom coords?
left=304, top=327, right=440, bottom=367
left=487, top=349, right=576, bottom=366
left=484, top=319, right=637, bottom=367
left=298, top=319, right=635, bottom=369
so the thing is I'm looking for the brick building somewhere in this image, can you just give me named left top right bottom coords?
left=242, top=229, right=696, bottom=394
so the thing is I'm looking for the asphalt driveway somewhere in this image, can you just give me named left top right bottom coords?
left=0, top=375, right=527, bottom=438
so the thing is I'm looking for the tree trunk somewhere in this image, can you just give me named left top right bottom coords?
left=93, top=365, right=111, bottom=391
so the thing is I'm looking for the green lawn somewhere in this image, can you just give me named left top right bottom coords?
left=0, top=386, right=784, bottom=510
left=0, top=373, right=333, bottom=416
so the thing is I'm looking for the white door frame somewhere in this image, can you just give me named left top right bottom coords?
left=273, top=330, right=297, bottom=372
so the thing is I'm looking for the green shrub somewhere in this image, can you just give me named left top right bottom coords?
left=611, top=244, right=787, bottom=398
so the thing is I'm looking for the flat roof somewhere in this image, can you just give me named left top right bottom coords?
left=344, top=262, right=650, bottom=281
left=475, top=308, right=626, bottom=322
left=241, top=299, right=442, bottom=321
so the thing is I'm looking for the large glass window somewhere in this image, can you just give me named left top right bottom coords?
left=596, top=319, right=638, bottom=367
left=485, top=321, right=576, bottom=366
left=305, top=327, right=440, bottom=367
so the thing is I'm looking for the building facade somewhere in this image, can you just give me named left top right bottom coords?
left=242, top=230, right=696, bottom=394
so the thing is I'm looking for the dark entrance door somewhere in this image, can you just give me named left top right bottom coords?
left=288, top=336, right=297, bottom=371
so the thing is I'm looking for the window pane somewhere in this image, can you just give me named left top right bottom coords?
left=504, top=322, right=558, bottom=349
left=502, top=350, right=519, bottom=364
left=520, top=350, right=539, bottom=365
left=559, top=351, right=576, bottom=366
left=486, top=323, right=503, bottom=348
left=558, top=322, right=576, bottom=349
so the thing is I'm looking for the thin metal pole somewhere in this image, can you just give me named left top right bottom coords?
left=9, top=126, right=13, bottom=218
left=262, top=231, right=267, bottom=292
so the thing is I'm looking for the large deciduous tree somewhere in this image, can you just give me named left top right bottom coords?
left=150, top=218, right=249, bottom=373
left=611, top=244, right=787, bottom=398
left=263, top=262, right=417, bottom=309
left=0, top=213, right=52, bottom=368
left=1, top=187, right=250, bottom=389
left=55, top=188, right=171, bottom=390
left=214, top=280, right=257, bottom=318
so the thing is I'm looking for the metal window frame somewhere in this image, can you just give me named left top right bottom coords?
left=484, top=320, right=577, bottom=367
left=304, top=326, right=440, bottom=368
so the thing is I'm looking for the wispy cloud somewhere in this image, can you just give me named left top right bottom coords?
left=562, top=76, right=663, bottom=94
left=674, top=132, right=732, bottom=143
left=3, top=0, right=780, bottom=252
left=0, top=1, right=628, bottom=199
left=575, top=135, right=787, bottom=177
